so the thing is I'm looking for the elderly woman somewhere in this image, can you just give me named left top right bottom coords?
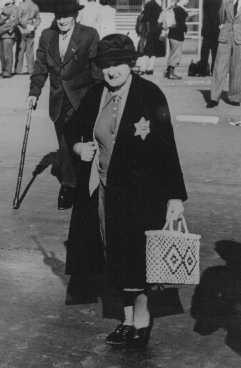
left=64, top=34, right=187, bottom=348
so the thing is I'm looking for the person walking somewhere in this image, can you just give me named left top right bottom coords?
left=28, top=0, right=100, bottom=210
left=137, top=0, right=165, bottom=74
left=77, top=0, right=102, bottom=36
left=164, top=0, right=189, bottom=80
left=208, top=0, right=241, bottom=108
left=64, top=34, right=187, bottom=348
left=0, top=0, right=19, bottom=78
left=99, top=0, right=116, bottom=39
left=15, top=0, right=41, bottom=75
left=198, top=0, right=222, bottom=76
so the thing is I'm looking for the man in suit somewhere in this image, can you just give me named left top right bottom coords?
left=15, top=0, right=41, bottom=75
left=208, top=0, right=241, bottom=107
left=199, top=0, right=222, bottom=76
left=28, top=0, right=100, bottom=209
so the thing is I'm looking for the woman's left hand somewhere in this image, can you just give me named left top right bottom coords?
left=166, top=199, right=184, bottom=223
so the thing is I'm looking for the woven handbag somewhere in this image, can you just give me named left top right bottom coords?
left=145, top=216, right=201, bottom=285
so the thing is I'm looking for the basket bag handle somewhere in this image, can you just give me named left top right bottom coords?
left=163, top=215, right=189, bottom=233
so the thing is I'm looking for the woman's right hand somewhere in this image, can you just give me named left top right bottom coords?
left=73, top=141, right=97, bottom=162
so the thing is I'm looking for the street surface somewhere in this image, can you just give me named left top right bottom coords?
left=1, top=63, right=241, bottom=368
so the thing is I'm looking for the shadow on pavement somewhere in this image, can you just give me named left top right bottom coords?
left=191, top=239, right=241, bottom=356
left=31, top=234, right=68, bottom=287
left=13, top=151, right=62, bottom=209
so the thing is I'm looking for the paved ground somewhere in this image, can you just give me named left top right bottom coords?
left=1, top=65, right=241, bottom=368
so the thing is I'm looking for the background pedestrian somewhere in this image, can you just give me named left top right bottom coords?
left=165, top=0, right=189, bottom=80
left=28, top=0, right=100, bottom=210
left=77, top=0, right=102, bottom=36
left=15, top=0, right=41, bottom=75
left=0, top=0, right=19, bottom=78
left=99, top=0, right=116, bottom=39
left=207, top=0, right=241, bottom=108
left=198, top=0, right=222, bottom=76
left=137, top=0, right=165, bottom=75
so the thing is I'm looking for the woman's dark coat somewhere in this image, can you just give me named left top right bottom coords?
left=64, top=74, right=187, bottom=313
left=142, top=0, right=166, bottom=57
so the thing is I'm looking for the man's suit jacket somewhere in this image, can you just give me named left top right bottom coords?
left=218, top=0, right=241, bottom=44
left=29, top=22, right=100, bottom=122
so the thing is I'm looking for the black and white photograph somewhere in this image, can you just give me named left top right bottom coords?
left=1, top=0, right=241, bottom=367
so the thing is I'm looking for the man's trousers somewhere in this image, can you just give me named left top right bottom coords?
left=54, top=99, right=76, bottom=188
left=200, top=36, right=218, bottom=74
left=167, top=39, right=183, bottom=67
left=211, top=38, right=241, bottom=103
left=0, top=38, right=15, bottom=76
left=15, top=35, right=35, bottom=74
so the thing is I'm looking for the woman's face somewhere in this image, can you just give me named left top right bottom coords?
left=102, top=64, right=131, bottom=90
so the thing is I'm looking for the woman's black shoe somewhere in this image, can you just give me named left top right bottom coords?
left=127, top=323, right=153, bottom=349
left=105, top=324, right=134, bottom=346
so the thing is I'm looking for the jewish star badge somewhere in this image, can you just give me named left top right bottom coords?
left=134, top=117, right=150, bottom=140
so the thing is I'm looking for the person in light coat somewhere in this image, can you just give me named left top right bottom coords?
left=99, top=0, right=116, bottom=39
left=15, top=0, right=41, bottom=74
left=0, top=0, right=19, bottom=77
left=208, top=0, right=241, bottom=107
left=77, top=0, right=102, bottom=36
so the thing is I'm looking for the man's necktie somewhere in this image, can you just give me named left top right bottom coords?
left=234, top=0, right=238, bottom=16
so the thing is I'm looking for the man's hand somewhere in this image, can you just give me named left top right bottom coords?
left=73, top=142, right=97, bottom=162
left=27, top=96, right=37, bottom=110
left=166, top=199, right=184, bottom=223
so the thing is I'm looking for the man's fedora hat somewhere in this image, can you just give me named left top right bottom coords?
left=54, top=0, right=83, bottom=17
left=94, top=34, right=137, bottom=68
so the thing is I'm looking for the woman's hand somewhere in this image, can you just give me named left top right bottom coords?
left=73, top=141, right=97, bottom=162
left=166, top=199, right=184, bottom=223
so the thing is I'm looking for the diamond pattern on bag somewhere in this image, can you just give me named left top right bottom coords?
left=163, top=243, right=183, bottom=274
left=183, top=246, right=198, bottom=276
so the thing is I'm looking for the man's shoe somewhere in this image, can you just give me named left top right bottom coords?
left=164, top=66, right=171, bottom=78
left=227, top=100, right=240, bottom=106
left=207, top=100, right=219, bottom=108
left=2, top=72, right=12, bottom=78
left=167, top=67, right=182, bottom=80
left=105, top=324, right=134, bottom=346
left=168, top=73, right=182, bottom=80
left=57, top=186, right=75, bottom=210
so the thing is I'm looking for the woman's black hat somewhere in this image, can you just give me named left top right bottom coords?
left=94, top=34, right=137, bottom=68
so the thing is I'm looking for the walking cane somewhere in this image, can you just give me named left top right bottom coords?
left=12, top=102, right=34, bottom=209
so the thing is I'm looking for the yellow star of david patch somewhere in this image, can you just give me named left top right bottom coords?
left=134, top=117, right=151, bottom=141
